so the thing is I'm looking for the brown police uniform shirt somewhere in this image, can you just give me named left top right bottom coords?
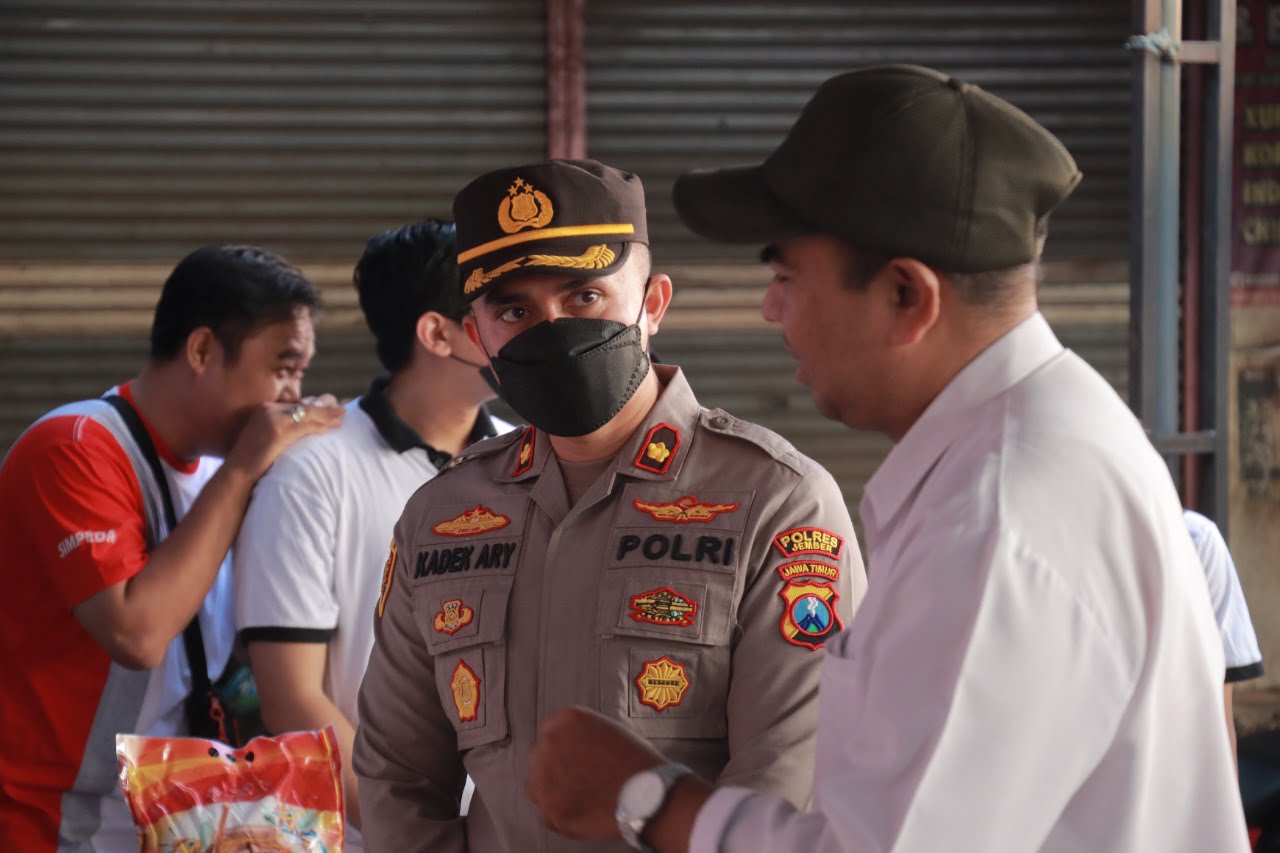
left=355, top=365, right=868, bottom=852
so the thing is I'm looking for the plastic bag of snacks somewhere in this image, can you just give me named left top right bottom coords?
left=117, top=726, right=345, bottom=852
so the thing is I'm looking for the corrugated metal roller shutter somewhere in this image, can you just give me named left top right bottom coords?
left=585, top=1, right=1131, bottom=514
left=586, top=1, right=1130, bottom=262
left=0, top=0, right=547, bottom=445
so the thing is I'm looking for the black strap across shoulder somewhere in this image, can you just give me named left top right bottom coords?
left=103, top=395, right=211, bottom=705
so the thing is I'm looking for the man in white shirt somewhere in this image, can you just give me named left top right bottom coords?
left=234, top=220, right=510, bottom=847
left=525, top=64, right=1249, bottom=852
left=1184, top=510, right=1265, bottom=762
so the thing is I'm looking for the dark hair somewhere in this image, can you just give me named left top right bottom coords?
left=150, top=245, right=319, bottom=363
left=840, top=216, right=1051, bottom=308
left=353, top=220, right=462, bottom=373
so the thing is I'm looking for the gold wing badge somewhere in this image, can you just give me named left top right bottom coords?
left=633, top=495, right=740, bottom=523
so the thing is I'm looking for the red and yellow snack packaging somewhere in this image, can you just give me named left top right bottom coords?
left=116, top=726, right=345, bottom=852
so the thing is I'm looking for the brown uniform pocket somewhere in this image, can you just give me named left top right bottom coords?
left=411, top=575, right=513, bottom=750
left=596, top=569, right=735, bottom=740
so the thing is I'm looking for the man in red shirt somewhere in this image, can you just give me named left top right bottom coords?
left=0, top=245, right=344, bottom=851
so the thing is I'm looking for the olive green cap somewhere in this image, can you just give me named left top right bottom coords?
left=673, top=64, right=1082, bottom=272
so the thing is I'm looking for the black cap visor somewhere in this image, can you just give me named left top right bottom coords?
left=673, top=164, right=815, bottom=245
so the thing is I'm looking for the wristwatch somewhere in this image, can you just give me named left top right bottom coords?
left=616, top=762, right=693, bottom=852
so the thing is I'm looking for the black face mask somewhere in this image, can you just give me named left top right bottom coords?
left=480, top=299, right=652, bottom=437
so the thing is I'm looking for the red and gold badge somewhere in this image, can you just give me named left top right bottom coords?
left=376, top=540, right=396, bottom=619
left=632, top=495, right=738, bottom=523
left=772, top=526, right=844, bottom=559
left=512, top=425, right=537, bottom=476
left=433, top=599, right=475, bottom=635
left=451, top=660, right=481, bottom=722
left=635, top=657, right=690, bottom=711
left=629, top=587, right=697, bottom=627
left=778, top=568, right=842, bottom=651
left=633, top=423, right=681, bottom=475
left=432, top=505, right=511, bottom=537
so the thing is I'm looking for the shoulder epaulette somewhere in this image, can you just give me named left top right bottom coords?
left=699, top=408, right=807, bottom=476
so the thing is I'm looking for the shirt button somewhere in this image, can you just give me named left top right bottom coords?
left=712, top=415, right=730, bottom=427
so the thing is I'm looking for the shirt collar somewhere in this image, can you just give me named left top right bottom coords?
left=860, top=312, right=1065, bottom=540
left=358, top=375, right=500, bottom=468
left=497, top=363, right=700, bottom=484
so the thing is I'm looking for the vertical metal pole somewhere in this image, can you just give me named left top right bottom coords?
left=1129, top=0, right=1185, bottom=483
left=1200, top=0, right=1236, bottom=535
left=1156, top=0, right=1185, bottom=478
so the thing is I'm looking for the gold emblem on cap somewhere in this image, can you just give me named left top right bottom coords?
left=497, top=178, right=554, bottom=234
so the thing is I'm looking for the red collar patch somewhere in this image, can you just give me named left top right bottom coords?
left=511, top=425, right=536, bottom=476
left=633, top=422, right=681, bottom=475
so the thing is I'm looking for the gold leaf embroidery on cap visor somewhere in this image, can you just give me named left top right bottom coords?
left=463, top=244, right=617, bottom=294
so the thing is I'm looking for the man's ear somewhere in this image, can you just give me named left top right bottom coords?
left=881, top=258, right=941, bottom=347
left=641, top=274, right=674, bottom=337
left=415, top=311, right=453, bottom=358
left=185, top=327, right=218, bottom=375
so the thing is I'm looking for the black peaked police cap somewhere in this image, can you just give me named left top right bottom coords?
left=673, top=64, right=1082, bottom=273
left=453, top=159, right=649, bottom=303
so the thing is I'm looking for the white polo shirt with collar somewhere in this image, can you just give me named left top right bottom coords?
left=234, top=382, right=511, bottom=848
left=1184, top=509, right=1264, bottom=684
left=691, top=312, right=1248, bottom=852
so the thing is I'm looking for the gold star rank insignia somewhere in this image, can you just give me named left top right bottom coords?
left=635, top=657, right=690, bottom=711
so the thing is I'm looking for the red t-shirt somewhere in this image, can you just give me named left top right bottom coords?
left=0, top=385, right=196, bottom=850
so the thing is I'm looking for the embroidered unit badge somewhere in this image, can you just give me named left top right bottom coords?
left=432, top=505, right=511, bottom=537
left=776, top=560, right=840, bottom=583
left=451, top=660, right=481, bottom=722
left=635, top=657, right=690, bottom=711
left=633, top=423, right=681, bottom=474
left=376, top=539, right=396, bottom=619
left=632, top=495, right=739, bottom=523
left=778, top=565, right=843, bottom=651
left=772, top=526, right=845, bottom=559
left=629, top=587, right=698, bottom=627
left=433, top=598, right=475, bottom=635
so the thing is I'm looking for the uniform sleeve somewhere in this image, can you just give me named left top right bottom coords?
left=234, top=450, right=339, bottom=641
left=12, top=415, right=148, bottom=609
left=715, top=464, right=867, bottom=803
left=354, top=508, right=468, bottom=852
left=692, top=531, right=1133, bottom=853
left=1190, top=515, right=1264, bottom=681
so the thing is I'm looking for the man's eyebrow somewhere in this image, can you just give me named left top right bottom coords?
left=276, top=347, right=306, bottom=361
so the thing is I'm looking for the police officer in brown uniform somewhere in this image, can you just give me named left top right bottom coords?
left=354, top=159, right=867, bottom=852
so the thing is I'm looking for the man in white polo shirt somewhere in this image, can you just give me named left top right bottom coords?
left=1184, top=510, right=1265, bottom=763
left=234, top=220, right=511, bottom=847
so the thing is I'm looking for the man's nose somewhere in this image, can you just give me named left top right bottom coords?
left=761, top=281, right=782, bottom=323
left=279, top=377, right=302, bottom=403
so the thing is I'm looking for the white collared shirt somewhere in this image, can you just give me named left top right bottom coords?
left=1184, top=509, right=1264, bottom=682
left=691, top=313, right=1248, bottom=852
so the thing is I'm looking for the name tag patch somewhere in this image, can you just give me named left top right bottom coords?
left=414, top=541, right=518, bottom=579
left=616, top=533, right=735, bottom=566
left=772, top=526, right=844, bottom=559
